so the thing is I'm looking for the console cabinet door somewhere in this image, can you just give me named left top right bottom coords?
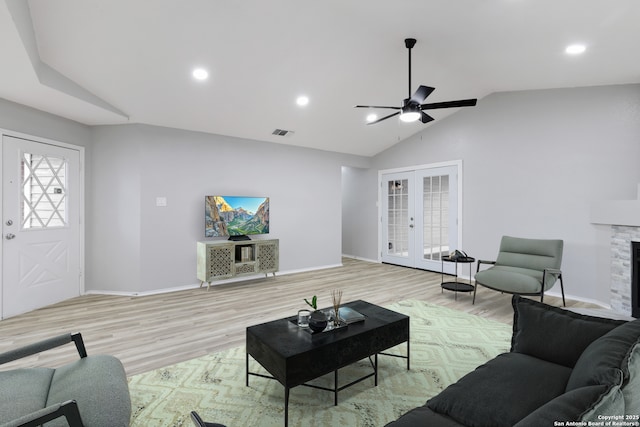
left=206, top=244, right=234, bottom=280
left=257, top=241, right=279, bottom=273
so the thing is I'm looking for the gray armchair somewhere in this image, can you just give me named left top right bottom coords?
left=474, top=236, right=565, bottom=306
left=0, top=333, right=130, bottom=427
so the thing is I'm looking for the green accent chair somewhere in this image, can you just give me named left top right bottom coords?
left=474, top=235, right=565, bottom=306
left=0, top=333, right=131, bottom=427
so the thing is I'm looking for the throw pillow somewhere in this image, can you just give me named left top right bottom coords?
left=513, top=385, right=624, bottom=427
left=511, top=296, right=624, bottom=367
left=579, top=383, right=626, bottom=422
left=566, top=319, right=640, bottom=392
left=626, top=345, right=640, bottom=415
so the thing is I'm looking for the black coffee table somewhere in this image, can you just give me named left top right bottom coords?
left=246, top=300, right=410, bottom=426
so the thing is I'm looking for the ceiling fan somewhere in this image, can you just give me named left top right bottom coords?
left=355, top=38, right=477, bottom=125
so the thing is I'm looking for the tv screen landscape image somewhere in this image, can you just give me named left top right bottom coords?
left=205, top=196, right=269, bottom=238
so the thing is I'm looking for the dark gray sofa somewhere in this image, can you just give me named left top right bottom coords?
left=387, top=296, right=640, bottom=427
left=0, top=333, right=130, bottom=427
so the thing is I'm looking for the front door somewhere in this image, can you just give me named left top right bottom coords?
left=1, top=135, right=81, bottom=319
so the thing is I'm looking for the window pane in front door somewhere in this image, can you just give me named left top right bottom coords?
left=387, top=179, right=409, bottom=256
left=422, top=174, right=449, bottom=261
left=21, top=152, right=68, bottom=229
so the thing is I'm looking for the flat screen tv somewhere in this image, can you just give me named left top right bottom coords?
left=205, top=196, right=269, bottom=240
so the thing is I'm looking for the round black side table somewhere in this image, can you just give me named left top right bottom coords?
left=441, top=255, right=476, bottom=300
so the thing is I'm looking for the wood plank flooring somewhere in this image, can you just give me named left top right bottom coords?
left=0, top=257, right=597, bottom=376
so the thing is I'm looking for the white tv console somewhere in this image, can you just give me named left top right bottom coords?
left=197, top=239, right=279, bottom=290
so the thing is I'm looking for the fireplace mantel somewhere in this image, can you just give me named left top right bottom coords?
left=591, top=183, right=640, bottom=227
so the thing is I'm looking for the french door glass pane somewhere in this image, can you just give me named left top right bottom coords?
left=387, top=179, right=409, bottom=256
left=423, top=175, right=449, bottom=260
left=21, top=152, right=68, bottom=229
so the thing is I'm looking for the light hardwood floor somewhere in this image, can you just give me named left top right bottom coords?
left=0, top=258, right=597, bottom=376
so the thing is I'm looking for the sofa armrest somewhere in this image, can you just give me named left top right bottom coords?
left=1, top=400, right=84, bottom=427
left=0, top=333, right=87, bottom=365
left=476, top=259, right=496, bottom=273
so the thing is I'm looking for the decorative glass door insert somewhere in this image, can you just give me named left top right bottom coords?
left=21, top=152, right=68, bottom=229
left=422, top=174, right=449, bottom=261
left=387, top=178, right=410, bottom=257
left=381, top=172, right=415, bottom=268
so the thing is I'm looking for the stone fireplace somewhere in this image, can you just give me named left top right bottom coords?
left=633, top=241, right=640, bottom=318
left=591, top=184, right=640, bottom=318
left=610, top=226, right=640, bottom=317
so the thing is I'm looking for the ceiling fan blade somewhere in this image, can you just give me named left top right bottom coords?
left=367, top=111, right=400, bottom=125
left=421, top=99, right=477, bottom=110
left=410, top=86, right=435, bottom=104
left=420, top=112, right=434, bottom=123
left=354, top=105, right=401, bottom=110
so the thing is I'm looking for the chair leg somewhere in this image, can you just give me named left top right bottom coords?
left=472, top=283, right=478, bottom=304
left=559, top=274, right=566, bottom=307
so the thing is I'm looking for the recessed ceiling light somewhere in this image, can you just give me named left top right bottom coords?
left=296, top=95, right=309, bottom=106
left=565, top=44, right=586, bottom=55
left=192, top=68, right=209, bottom=80
left=366, top=113, right=378, bottom=123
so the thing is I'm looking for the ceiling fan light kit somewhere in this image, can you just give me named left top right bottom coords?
left=399, top=101, right=421, bottom=123
left=355, top=38, right=477, bottom=125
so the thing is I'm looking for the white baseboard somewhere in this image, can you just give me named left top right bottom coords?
left=451, top=277, right=612, bottom=310
left=545, top=290, right=610, bottom=309
left=84, top=263, right=344, bottom=297
left=341, top=254, right=379, bottom=264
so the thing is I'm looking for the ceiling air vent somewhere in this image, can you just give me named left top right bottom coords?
left=272, top=129, right=294, bottom=137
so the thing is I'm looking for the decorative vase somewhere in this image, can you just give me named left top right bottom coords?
left=309, top=310, right=328, bottom=333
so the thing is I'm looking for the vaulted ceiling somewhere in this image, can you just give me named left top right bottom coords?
left=1, top=0, right=639, bottom=156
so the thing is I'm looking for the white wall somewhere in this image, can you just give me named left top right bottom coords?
left=341, top=166, right=377, bottom=261
left=0, top=98, right=91, bottom=147
left=88, top=126, right=142, bottom=293
left=347, top=84, right=640, bottom=306
left=0, top=97, right=372, bottom=295
left=88, top=124, right=370, bottom=293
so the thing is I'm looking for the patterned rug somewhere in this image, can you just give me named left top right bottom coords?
left=128, top=300, right=512, bottom=426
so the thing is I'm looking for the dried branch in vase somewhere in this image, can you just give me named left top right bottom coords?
left=331, top=289, right=343, bottom=323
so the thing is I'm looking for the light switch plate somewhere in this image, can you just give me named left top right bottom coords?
left=156, top=197, right=167, bottom=207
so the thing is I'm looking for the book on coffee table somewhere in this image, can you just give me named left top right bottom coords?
left=338, top=306, right=365, bottom=324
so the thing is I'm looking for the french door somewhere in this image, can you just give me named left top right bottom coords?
left=381, top=164, right=459, bottom=273
left=1, top=135, right=82, bottom=319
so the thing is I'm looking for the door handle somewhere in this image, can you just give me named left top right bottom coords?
left=5, top=233, right=15, bottom=240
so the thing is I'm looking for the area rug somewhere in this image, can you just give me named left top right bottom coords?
left=128, top=300, right=512, bottom=426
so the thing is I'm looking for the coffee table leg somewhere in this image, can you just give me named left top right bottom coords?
left=334, top=370, right=338, bottom=406
left=246, top=353, right=249, bottom=386
left=374, top=353, right=378, bottom=386
left=407, top=339, right=411, bottom=370
left=284, top=387, right=290, bottom=427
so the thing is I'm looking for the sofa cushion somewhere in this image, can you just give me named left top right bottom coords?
left=0, top=368, right=54, bottom=422
left=511, top=296, right=625, bottom=367
left=384, top=405, right=465, bottom=427
left=513, top=384, right=624, bottom=426
left=46, top=355, right=131, bottom=427
left=427, top=352, right=572, bottom=427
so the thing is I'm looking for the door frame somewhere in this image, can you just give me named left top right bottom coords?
left=0, top=129, right=85, bottom=318
left=377, top=160, right=463, bottom=266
